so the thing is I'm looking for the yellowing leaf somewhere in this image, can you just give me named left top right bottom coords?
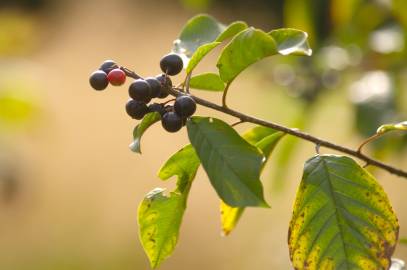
left=289, top=155, right=399, bottom=270
left=138, top=145, right=200, bottom=268
left=220, top=201, right=244, bottom=236
left=138, top=188, right=186, bottom=269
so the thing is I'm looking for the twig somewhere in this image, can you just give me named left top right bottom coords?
left=167, top=86, right=407, bottom=179
left=120, top=67, right=142, bottom=79
left=357, top=133, right=382, bottom=153
left=231, top=119, right=245, bottom=127
left=315, top=144, right=321, bottom=155
left=184, top=72, right=192, bottom=94
left=121, top=66, right=407, bottom=178
left=222, top=83, right=231, bottom=108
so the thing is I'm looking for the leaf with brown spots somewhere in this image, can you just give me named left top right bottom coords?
left=138, top=188, right=186, bottom=269
left=288, top=155, right=399, bottom=270
left=138, top=145, right=200, bottom=268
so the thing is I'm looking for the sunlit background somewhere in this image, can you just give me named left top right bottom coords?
left=0, top=0, right=406, bottom=269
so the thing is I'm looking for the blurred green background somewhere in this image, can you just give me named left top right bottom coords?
left=0, top=0, right=406, bottom=269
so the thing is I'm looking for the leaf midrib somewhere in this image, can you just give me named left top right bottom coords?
left=150, top=195, right=184, bottom=268
left=191, top=120, right=262, bottom=203
left=318, top=158, right=350, bottom=269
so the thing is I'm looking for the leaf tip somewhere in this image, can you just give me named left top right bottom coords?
left=129, top=141, right=142, bottom=154
left=260, top=200, right=271, bottom=208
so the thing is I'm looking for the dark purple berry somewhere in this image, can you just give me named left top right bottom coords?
left=148, top=103, right=166, bottom=116
left=160, top=54, right=183, bottom=76
left=161, top=111, right=183, bottom=133
left=155, top=74, right=172, bottom=98
left=126, top=99, right=149, bottom=119
left=99, top=60, right=118, bottom=74
left=129, top=79, right=152, bottom=103
left=174, top=95, right=196, bottom=118
left=145, top=77, right=162, bottom=98
left=89, top=70, right=108, bottom=91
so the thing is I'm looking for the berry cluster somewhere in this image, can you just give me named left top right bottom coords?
left=89, top=54, right=197, bottom=133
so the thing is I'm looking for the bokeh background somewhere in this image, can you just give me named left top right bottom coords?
left=0, top=0, right=406, bottom=269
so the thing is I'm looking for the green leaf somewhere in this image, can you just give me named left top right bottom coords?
left=158, top=144, right=200, bottom=193
left=215, top=21, right=248, bottom=42
left=242, top=125, right=279, bottom=145
left=138, top=188, right=186, bottom=269
left=129, top=112, right=161, bottom=154
left=242, top=126, right=285, bottom=160
left=217, top=28, right=277, bottom=84
left=400, top=238, right=407, bottom=245
left=139, top=145, right=200, bottom=268
left=186, top=42, right=221, bottom=73
left=173, top=14, right=225, bottom=58
left=189, top=72, right=225, bottom=91
left=187, top=117, right=268, bottom=207
left=179, top=19, right=247, bottom=72
left=289, top=155, right=399, bottom=270
left=269, top=28, right=312, bottom=56
left=377, top=121, right=407, bottom=134
left=220, top=126, right=285, bottom=236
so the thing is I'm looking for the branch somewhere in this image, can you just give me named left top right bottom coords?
left=168, top=87, right=407, bottom=179
left=121, top=67, right=407, bottom=178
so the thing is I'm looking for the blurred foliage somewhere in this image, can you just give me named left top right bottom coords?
left=0, top=9, right=41, bottom=203
left=0, top=0, right=49, bottom=11
left=0, top=11, right=38, bottom=56
left=0, top=79, right=38, bottom=203
left=178, top=0, right=407, bottom=192
left=0, top=91, right=37, bottom=129
left=0, top=82, right=38, bottom=131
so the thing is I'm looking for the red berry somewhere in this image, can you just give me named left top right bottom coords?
left=107, top=68, right=126, bottom=86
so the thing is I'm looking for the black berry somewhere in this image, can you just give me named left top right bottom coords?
left=89, top=70, right=109, bottom=91
left=174, top=95, right=196, bottom=118
left=126, top=99, right=149, bottom=119
left=156, top=74, right=172, bottom=98
left=161, top=111, right=183, bottom=133
left=99, top=60, right=118, bottom=74
left=107, top=68, right=126, bottom=86
left=160, top=54, right=183, bottom=76
left=148, top=103, right=166, bottom=116
left=129, top=79, right=152, bottom=103
left=145, top=77, right=162, bottom=98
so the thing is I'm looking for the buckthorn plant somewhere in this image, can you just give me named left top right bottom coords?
left=89, top=14, right=407, bottom=270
